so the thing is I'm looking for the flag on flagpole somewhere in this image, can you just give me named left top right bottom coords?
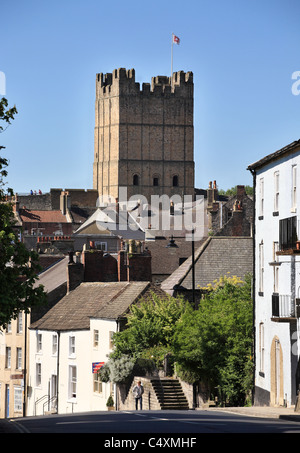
left=171, top=33, right=180, bottom=85
left=173, top=34, right=180, bottom=45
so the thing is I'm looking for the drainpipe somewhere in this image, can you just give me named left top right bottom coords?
left=115, top=319, right=121, bottom=411
left=23, top=312, right=28, bottom=417
left=249, top=167, right=256, bottom=406
left=56, top=331, right=60, bottom=414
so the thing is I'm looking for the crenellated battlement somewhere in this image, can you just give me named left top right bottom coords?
left=96, top=68, right=193, bottom=97
left=93, top=66, right=195, bottom=201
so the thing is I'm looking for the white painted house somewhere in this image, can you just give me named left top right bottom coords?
left=27, top=281, right=153, bottom=416
left=248, top=139, right=300, bottom=407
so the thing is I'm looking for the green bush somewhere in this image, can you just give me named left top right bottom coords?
left=106, top=395, right=114, bottom=407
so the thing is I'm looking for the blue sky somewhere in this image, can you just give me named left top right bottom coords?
left=1, top=0, right=300, bottom=194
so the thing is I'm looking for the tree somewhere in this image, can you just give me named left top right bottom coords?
left=219, top=185, right=253, bottom=196
left=173, top=274, right=253, bottom=406
left=111, top=292, right=188, bottom=361
left=0, top=97, right=47, bottom=328
left=101, top=292, right=189, bottom=383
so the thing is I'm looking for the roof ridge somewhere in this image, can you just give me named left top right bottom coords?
left=161, top=237, right=211, bottom=291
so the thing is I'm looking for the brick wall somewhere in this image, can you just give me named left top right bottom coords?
left=67, top=242, right=152, bottom=288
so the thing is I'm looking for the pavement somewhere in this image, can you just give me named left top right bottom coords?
left=1, top=406, right=300, bottom=432
left=204, top=405, right=300, bottom=422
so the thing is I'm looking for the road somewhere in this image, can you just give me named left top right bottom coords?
left=9, top=409, right=300, bottom=435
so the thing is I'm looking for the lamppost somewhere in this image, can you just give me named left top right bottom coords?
left=191, top=229, right=195, bottom=307
left=166, top=232, right=197, bottom=409
left=166, top=232, right=196, bottom=307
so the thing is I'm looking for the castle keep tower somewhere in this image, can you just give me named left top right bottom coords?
left=93, top=68, right=194, bottom=201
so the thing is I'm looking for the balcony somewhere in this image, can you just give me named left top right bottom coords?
left=277, top=216, right=299, bottom=255
left=271, top=294, right=300, bottom=321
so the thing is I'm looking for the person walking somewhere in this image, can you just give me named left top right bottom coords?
left=133, top=380, right=144, bottom=410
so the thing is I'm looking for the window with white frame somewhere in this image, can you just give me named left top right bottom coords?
left=69, top=336, right=75, bottom=357
left=95, top=241, right=107, bottom=251
left=52, top=335, right=58, bottom=355
left=5, top=347, right=11, bottom=368
left=292, top=165, right=297, bottom=210
left=93, top=373, right=102, bottom=393
left=36, top=363, right=42, bottom=387
left=109, top=331, right=114, bottom=350
left=259, top=177, right=264, bottom=217
left=17, top=312, right=23, bottom=334
left=259, top=240, right=264, bottom=294
left=93, top=330, right=99, bottom=348
left=273, top=241, right=279, bottom=293
left=37, top=333, right=42, bottom=353
left=259, top=322, right=265, bottom=374
left=110, top=381, right=115, bottom=398
left=69, top=365, right=77, bottom=399
left=14, top=386, right=22, bottom=412
left=274, top=171, right=279, bottom=212
left=7, top=321, right=11, bottom=333
left=16, top=348, right=22, bottom=370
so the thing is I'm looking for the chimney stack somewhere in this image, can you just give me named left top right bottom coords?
left=236, top=185, right=246, bottom=199
left=67, top=251, right=84, bottom=293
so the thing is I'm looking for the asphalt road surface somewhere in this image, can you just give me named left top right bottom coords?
left=9, top=409, right=300, bottom=435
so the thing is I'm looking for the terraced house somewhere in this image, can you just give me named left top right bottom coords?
left=248, top=139, right=300, bottom=408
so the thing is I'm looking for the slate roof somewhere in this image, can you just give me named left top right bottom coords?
left=34, top=257, right=68, bottom=293
left=247, top=139, right=300, bottom=171
left=161, top=236, right=253, bottom=292
left=69, top=206, right=97, bottom=224
left=146, top=237, right=207, bottom=276
left=29, top=281, right=154, bottom=331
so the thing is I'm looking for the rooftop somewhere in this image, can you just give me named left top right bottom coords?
left=29, top=281, right=165, bottom=331
left=248, top=139, right=300, bottom=171
left=161, top=236, right=253, bottom=292
left=19, top=209, right=70, bottom=223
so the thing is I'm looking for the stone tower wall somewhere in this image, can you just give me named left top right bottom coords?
left=93, top=68, right=194, bottom=201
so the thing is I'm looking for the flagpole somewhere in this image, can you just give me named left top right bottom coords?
left=171, top=33, right=174, bottom=88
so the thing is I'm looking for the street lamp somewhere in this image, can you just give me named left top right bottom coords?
left=166, top=232, right=197, bottom=409
left=166, top=232, right=196, bottom=306
left=166, top=235, right=178, bottom=248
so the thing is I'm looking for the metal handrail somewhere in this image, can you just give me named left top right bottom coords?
left=43, top=395, right=57, bottom=415
left=34, top=394, right=48, bottom=416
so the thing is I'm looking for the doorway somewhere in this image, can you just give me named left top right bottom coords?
left=270, top=336, right=284, bottom=406
left=5, top=385, right=9, bottom=418
left=51, top=374, right=57, bottom=410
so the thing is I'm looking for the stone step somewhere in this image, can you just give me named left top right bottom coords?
left=150, top=378, right=189, bottom=410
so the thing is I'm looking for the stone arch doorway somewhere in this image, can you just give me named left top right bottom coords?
left=270, top=336, right=284, bottom=406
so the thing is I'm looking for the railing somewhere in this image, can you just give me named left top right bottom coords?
left=272, top=294, right=296, bottom=318
left=43, top=395, right=57, bottom=414
left=35, top=394, right=57, bottom=415
left=35, top=395, right=48, bottom=416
